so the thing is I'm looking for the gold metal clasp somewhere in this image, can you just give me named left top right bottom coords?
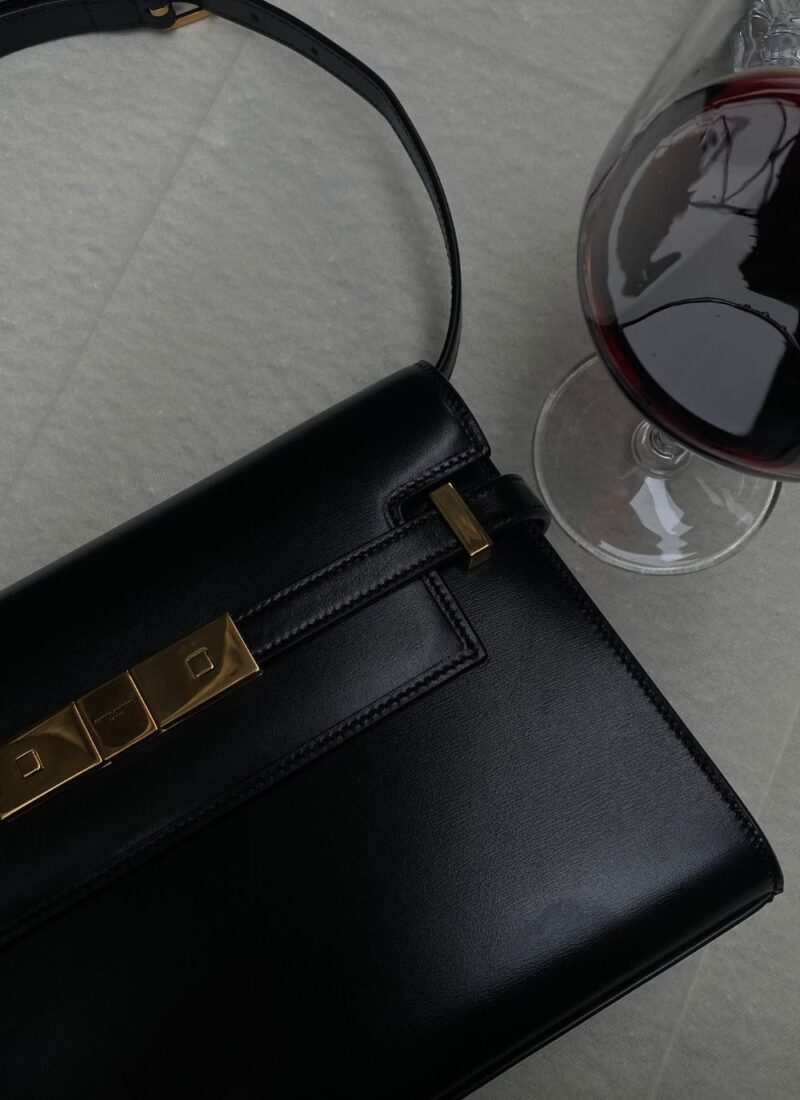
left=0, top=614, right=258, bottom=821
left=131, top=615, right=259, bottom=729
left=430, top=482, right=493, bottom=568
left=77, top=672, right=158, bottom=760
left=148, top=3, right=212, bottom=29
left=0, top=706, right=102, bottom=821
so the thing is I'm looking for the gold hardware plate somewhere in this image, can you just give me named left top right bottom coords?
left=0, top=706, right=102, bottom=821
left=430, top=482, right=493, bottom=568
left=0, top=614, right=259, bottom=821
left=77, top=673, right=158, bottom=760
left=132, top=615, right=259, bottom=729
left=149, top=3, right=212, bottom=29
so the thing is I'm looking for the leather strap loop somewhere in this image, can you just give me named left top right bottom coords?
left=0, top=0, right=462, bottom=376
left=236, top=475, right=549, bottom=662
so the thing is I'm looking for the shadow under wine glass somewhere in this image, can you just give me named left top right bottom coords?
left=534, top=1, right=800, bottom=573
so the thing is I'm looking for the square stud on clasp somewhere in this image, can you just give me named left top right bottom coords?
left=0, top=706, right=102, bottom=821
left=131, top=615, right=259, bottom=729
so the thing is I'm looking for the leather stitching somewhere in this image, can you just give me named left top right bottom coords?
left=250, top=543, right=445, bottom=655
left=237, top=480, right=505, bottom=625
left=0, top=574, right=482, bottom=948
left=418, top=362, right=488, bottom=453
left=522, top=523, right=781, bottom=897
left=237, top=510, right=439, bottom=622
left=384, top=364, right=489, bottom=521
left=246, top=504, right=533, bottom=658
left=423, top=569, right=479, bottom=658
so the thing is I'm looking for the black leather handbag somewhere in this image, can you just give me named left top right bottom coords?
left=0, top=3, right=783, bottom=1098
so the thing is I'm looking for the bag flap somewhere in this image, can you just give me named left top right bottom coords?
left=1, top=362, right=489, bottom=733
left=0, top=363, right=498, bottom=941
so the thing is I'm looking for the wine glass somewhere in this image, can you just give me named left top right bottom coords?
left=534, top=0, right=800, bottom=573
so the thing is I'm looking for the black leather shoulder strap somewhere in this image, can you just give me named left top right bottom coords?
left=0, top=0, right=462, bottom=377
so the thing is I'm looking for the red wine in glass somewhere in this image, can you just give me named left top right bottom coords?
left=581, top=69, right=800, bottom=479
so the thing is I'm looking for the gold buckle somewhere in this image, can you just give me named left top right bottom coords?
left=148, top=3, right=212, bottom=29
left=429, top=482, right=493, bottom=568
left=0, top=615, right=258, bottom=821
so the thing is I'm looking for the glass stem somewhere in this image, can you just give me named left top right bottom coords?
left=631, top=420, right=692, bottom=478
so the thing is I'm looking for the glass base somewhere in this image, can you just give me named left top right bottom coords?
left=532, top=357, right=780, bottom=574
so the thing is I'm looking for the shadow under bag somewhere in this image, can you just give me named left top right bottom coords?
left=0, top=2, right=782, bottom=1097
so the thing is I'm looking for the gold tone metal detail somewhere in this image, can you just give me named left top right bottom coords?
left=0, top=706, right=102, bottom=821
left=429, top=482, right=493, bottom=568
left=148, top=3, right=212, bottom=28
left=16, top=750, right=44, bottom=779
left=132, top=614, right=259, bottom=729
left=0, top=614, right=258, bottom=820
left=186, top=647, right=215, bottom=679
left=77, top=672, right=158, bottom=761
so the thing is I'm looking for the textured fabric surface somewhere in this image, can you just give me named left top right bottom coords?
left=0, top=1, right=796, bottom=1096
